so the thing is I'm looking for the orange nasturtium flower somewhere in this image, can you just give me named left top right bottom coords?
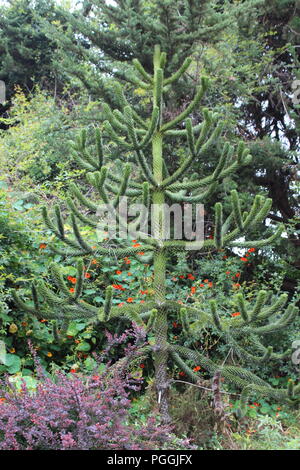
left=231, top=312, right=241, bottom=317
left=46, top=352, right=53, bottom=357
left=232, top=283, right=241, bottom=289
left=190, top=286, right=197, bottom=295
left=137, top=252, right=145, bottom=256
left=193, top=366, right=201, bottom=372
left=248, top=248, right=256, bottom=253
left=187, top=274, right=195, bottom=280
left=69, top=288, right=75, bottom=293
left=127, top=297, right=134, bottom=303
left=116, top=270, right=122, bottom=275
left=91, top=259, right=98, bottom=265
left=112, top=284, right=125, bottom=291
left=133, top=243, right=141, bottom=248
left=39, top=243, right=47, bottom=249
left=84, top=273, right=91, bottom=279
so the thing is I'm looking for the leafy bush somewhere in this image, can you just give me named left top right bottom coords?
left=0, top=356, right=174, bottom=450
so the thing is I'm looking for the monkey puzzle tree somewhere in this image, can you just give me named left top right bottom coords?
left=13, top=46, right=300, bottom=423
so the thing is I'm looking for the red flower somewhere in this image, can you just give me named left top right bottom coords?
left=133, top=243, right=141, bottom=248
left=248, top=248, right=256, bottom=253
left=172, top=321, right=178, bottom=328
left=231, top=312, right=241, bottom=317
left=140, top=364, right=145, bottom=369
left=137, top=252, right=145, bottom=256
left=112, top=284, right=125, bottom=291
left=190, top=286, right=196, bottom=295
left=85, top=273, right=91, bottom=279
left=187, top=274, right=195, bottom=280
left=240, top=257, right=248, bottom=262
left=69, top=288, right=75, bottom=293
left=179, top=371, right=186, bottom=377
left=70, top=369, right=77, bottom=373
left=199, top=283, right=205, bottom=287
left=127, top=297, right=134, bottom=303
left=208, top=282, right=213, bottom=288
left=226, top=271, right=231, bottom=275
left=179, top=275, right=185, bottom=279
left=118, top=302, right=124, bottom=307
left=39, top=243, right=47, bottom=249
left=193, top=366, right=201, bottom=372
left=116, top=270, right=122, bottom=275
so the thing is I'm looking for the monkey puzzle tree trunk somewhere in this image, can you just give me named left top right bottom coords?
left=151, top=45, right=170, bottom=423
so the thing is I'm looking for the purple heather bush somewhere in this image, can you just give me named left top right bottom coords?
left=0, top=330, right=190, bottom=450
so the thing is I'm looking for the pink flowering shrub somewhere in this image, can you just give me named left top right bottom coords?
left=0, top=331, right=177, bottom=450
left=0, top=367, right=174, bottom=450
